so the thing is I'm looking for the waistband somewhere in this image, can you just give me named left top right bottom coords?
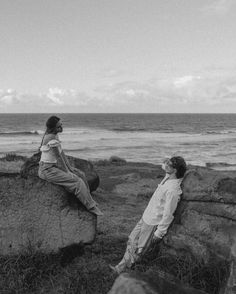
left=39, top=161, right=57, bottom=167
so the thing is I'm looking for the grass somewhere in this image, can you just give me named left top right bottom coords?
left=0, top=253, right=59, bottom=293
left=134, top=247, right=230, bottom=294
left=0, top=153, right=26, bottom=173
left=0, top=237, right=125, bottom=294
left=0, top=239, right=229, bottom=294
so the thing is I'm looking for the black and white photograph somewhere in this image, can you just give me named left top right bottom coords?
left=0, top=1, right=235, bottom=293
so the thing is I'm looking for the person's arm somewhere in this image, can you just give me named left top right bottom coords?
left=60, top=151, right=73, bottom=171
left=47, top=139, right=69, bottom=173
left=154, top=190, right=180, bottom=239
left=52, top=147, right=69, bottom=173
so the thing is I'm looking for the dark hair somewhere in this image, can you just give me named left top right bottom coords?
left=46, top=116, right=60, bottom=133
left=170, top=156, right=187, bottom=179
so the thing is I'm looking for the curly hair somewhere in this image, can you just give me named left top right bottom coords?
left=170, top=156, right=187, bottom=179
left=45, top=116, right=60, bottom=133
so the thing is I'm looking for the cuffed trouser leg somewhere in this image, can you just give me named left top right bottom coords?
left=38, top=164, right=96, bottom=210
left=116, top=218, right=156, bottom=273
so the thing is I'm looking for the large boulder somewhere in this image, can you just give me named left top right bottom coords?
left=108, top=273, right=207, bottom=294
left=0, top=172, right=96, bottom=255
left=160, top=167, right=236, bottom=294
left=20, top=152, right=100, bottom=192
left=108, top=273, right=157, bottom=294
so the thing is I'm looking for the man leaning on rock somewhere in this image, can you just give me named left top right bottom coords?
left=110, top=156, right=187, bottom=274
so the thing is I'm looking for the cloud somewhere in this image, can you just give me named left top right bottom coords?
left=94, top=70, right=236, bottom=108
left=47, top=88, right=65, bottom=105
left=0, top=88, right=93, bottom=112
left=0, top=89, right=19, bottom=106
left=201, top=0, right=235, bottom=16
left=98, top=67, right=127, bottom=79
left=0, top=70, right=236, bottom=112
left=1, top=95, right=14, bottom=105
left=173, top=75, right=199, bottom=88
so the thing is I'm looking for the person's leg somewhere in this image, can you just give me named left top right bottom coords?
left=136, top=220, right=157, bottom=256
left=114, top=219, right=142, bottom=273
left=39, top=164, right=97, bottom=210
left=70, top=167, right=90, bottom=190
left=114, top=219, right=156, bottom=273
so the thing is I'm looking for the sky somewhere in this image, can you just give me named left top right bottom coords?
left=0, top=0, right=236, bottom=113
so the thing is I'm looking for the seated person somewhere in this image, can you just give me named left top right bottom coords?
left=38, top=115, right=103, bottom=216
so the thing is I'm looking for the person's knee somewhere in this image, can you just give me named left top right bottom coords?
left=38, top=169, right=46, bottom=180
left=69, top=172, right=81, bottom=185
left=73, top=177, right=88, bottom=195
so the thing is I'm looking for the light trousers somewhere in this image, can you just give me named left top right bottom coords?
left=38, top=162, right=96, bottom=210
left=116, top=218, right=156, bottom=272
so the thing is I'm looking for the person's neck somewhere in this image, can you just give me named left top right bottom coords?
left=165, top=173, right=177, bottom=180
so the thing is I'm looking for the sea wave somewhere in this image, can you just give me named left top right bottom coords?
left=112, top=127, right=147, bottom=132
left=0, top=130, right=40, bottom=136
left=111, top=127, right=177, bottom=133
left=204, top=129, right=236, bottom=135
left=111, top=127, right=236, bottom=135
left=63, top=147, right=92, bottom=152
left=206, top=162, right=236, bottom=169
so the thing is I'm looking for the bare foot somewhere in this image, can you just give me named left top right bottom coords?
left=89, top=206, right=103, bottom=216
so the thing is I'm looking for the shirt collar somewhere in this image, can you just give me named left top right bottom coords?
left=161, top=175, right=183, bottom=185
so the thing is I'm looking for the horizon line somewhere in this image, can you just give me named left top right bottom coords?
left=0, top=112, right=236, bottom=115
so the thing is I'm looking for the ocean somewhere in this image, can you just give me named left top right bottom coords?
left=0, top=113, right=236, bottom=170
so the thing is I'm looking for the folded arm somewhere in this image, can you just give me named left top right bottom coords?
left=52, top=147, right=69, bottom=173
left=154, top=191, right=180, bottom=239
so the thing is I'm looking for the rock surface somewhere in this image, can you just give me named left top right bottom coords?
left=20, top=152, right=100, bottom=192
left=108, top=273, right=207, bottom=294
left=0, top=172, right=96, bottom=255
left=162, top=167, right=236, bottom=294
left=108, top=273, right=157, bottom=294
left=97, top=162, right=236, bottom=294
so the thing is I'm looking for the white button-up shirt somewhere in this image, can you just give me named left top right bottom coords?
left=142, top=175, right=183, bottom=238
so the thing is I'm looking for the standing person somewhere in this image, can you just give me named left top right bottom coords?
left=38, top=115, right=103, bottom=216
left=110, top=156, right=187, bottom=274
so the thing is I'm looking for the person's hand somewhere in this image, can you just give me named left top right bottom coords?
left=69, top=166, right=76, bottom=172
left=79, top=171, right=86, bottom=178
left=152, top=235, right=162, bottom=244
left=77, top=170, right=86, bottom=179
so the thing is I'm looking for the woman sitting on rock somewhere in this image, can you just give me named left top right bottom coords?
left=38, top=115, right=103, bottom=216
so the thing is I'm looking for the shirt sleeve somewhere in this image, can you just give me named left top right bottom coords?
left=154, top=190, right=180, bottom=238
left=47, top=139, right=61, bottom=148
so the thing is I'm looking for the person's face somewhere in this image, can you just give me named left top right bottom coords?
left=56, top=121, right=63, bottom=133
left=161, top=158, right=176, bottom=175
